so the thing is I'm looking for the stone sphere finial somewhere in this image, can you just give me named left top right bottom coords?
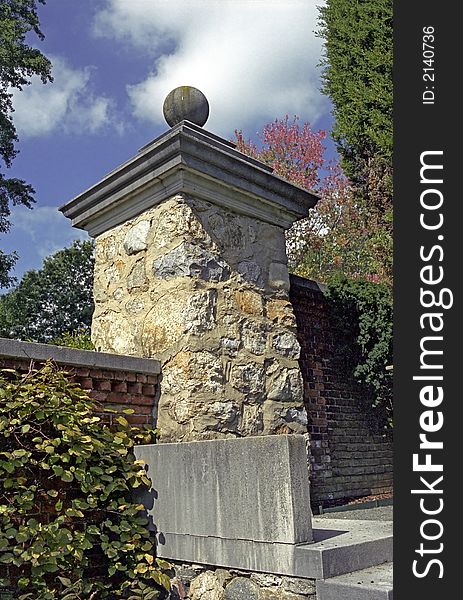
left=163, top=86, right=209, bottom=128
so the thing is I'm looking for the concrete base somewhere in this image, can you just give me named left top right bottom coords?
left=316, top=562, right=393, bottom=600
left=134, top=435, right=313, bottom=547
left=133, top=436, right=393, bottom=595
left=156, top=518, right=392, bottom=580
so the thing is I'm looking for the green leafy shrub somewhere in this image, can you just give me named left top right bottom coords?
left=325, top=274, right=393, bottom=429
left=50, top=329, right=94, bottom=351
left=0, top=363, right=171, bottom=599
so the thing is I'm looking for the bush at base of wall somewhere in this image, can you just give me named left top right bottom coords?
left=0, top=362, right=171, bottom=599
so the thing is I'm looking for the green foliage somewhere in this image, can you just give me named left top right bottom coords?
left=325, top=274, right=393, bottom=428
left=318, top=0, right=393, bottom=283
left=0, top=362, right=171, bottom=598
left=0, top=0, right=53, bottom=287
left=0, top=251, right=16, bottom=289
left=50, top=330, right=94, bottom=351
left=0, top=240, right=94, bottom=342
left=234, top=117, right=381, bottom=283
left=318, top=0, right=393, bottom=171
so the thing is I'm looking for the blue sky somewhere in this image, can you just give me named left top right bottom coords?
left=2, top=0, right=333, bottom=285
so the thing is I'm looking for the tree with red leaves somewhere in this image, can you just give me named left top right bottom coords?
left=234, top=116, right=381, bottom=283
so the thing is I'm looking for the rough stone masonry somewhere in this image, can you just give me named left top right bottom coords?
left=93, top=193, right=307, bottom=441
left=60, top=120, right=318, bottom=443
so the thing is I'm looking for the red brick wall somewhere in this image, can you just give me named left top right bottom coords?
left=289, top=276, right=393, bottom=509
left=0, top=356, right=158, bottom=428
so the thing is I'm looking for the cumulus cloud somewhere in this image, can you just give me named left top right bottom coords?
left=6, top=206, right=89, bottom=280
left=93, top=0, right=327, bottom=136
left=11, top=56, right=120, bottom=137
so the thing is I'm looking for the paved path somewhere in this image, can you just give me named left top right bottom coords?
left=317, top=505, right=393, bottom=521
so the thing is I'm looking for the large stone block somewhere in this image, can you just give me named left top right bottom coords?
left=152, top=242, right=230, bottom=282
left=224, top=577, right=260, bottom=599
left=134, top=434, right=312, bottom=546
left=123, top=220, right=151, bottom=255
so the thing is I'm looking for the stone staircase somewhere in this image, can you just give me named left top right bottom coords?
left=308, top=517, right=393, bottom=600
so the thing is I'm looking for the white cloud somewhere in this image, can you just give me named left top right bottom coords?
left=11, top=56, right=120, bottom=137
left=93, top=0, right=327, bottom=136
left=3, top=206, right=90, bottom=282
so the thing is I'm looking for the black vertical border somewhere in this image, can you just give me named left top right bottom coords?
left=395, top=1, right=460, bottom=597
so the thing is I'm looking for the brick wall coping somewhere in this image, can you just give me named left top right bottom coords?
left=0, top=338, right=161, bottom=375
left=289, top=274, right=326, bottom=293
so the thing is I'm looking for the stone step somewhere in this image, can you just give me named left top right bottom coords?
left=294, top=518, right=393, bottom=579
left=155, top=517, right=393, bottom=581
left=316, top=561, right=393, bottom=600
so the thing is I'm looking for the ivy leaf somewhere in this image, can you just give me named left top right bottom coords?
left=0, top=552, right=14, bottom=563
left=0, top=538, right=9, bottom=550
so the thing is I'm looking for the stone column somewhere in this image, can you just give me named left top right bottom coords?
left=61, top=121, right=318, bottom=442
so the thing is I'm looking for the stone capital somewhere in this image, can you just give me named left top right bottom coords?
left=60, top=121, right=319, bottom=236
